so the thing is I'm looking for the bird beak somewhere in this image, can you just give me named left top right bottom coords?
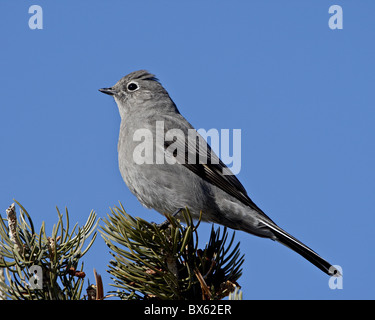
left=99, top=87, right=117, bottom=96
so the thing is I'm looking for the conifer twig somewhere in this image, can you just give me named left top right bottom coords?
left=6, top=203, right=23, bottom=255
left=101, top=204, right=244, bottom=300
left=94, top=268, right=104, bottom=300
left=0, top=260, right=5, bottom=300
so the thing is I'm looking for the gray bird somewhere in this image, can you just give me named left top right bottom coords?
left=99, top=70, right=338, bottom=276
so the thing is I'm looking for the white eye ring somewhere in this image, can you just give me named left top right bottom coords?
left=127, top=81, right=139, bottom=92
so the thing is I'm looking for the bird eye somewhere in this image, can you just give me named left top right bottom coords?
left=127, top=82, right=139, bottom=91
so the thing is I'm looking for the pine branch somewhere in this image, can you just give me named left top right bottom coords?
left=0, top=201, right=98, bottom=300
left=100, top=204, right=244, bottom=300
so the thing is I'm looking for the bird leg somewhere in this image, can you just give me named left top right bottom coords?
left=155, top=208, right=183, bottom=230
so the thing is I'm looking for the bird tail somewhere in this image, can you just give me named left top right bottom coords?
left=263, top=221, right=339, bottom=276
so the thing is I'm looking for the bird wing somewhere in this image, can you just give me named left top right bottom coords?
left=161, top=115, right=274, bottom=222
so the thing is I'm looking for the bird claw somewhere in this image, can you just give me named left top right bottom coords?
left=152, top=208, right=183, bottom=230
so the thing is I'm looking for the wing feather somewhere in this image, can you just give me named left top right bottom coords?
left=161, top=116, right=274, bottom=222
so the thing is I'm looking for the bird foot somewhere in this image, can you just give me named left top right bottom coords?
left=153, top=208, right=183, bottom=230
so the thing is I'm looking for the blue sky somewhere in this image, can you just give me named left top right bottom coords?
left=1, top=1, right=374, bottom=299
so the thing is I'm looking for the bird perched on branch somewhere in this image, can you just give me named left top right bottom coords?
left=99, top=70, right=339, bottom=276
